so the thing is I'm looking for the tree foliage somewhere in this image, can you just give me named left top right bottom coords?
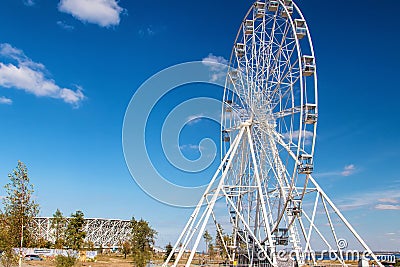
left=52, top=208, right=67, bottom=249
left=215, top=224, right=231, bottom=260
left=208, top=243, right=215, bottom=259
left=203, top=230, right=212, bottom=254
left=0, top=161, right=39, bottom=249
left=130, top=217, right=157, bottom=267
left=121, top=240, right=131, bottom=259
left=65, top=210, right=86, bottom=250
left=0, top=248, right=18, bottom=267
left=164, top=242, right=175, bottom=263
left=55, top=254, right=77, bottom=267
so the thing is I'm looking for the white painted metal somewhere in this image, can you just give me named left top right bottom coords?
left=166, top=1, right=384, bottom=267
left=31, top=217, right=131, bottom=248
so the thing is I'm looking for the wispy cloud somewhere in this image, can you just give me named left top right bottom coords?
left=374, top=197, right=400, bottom=210
left=0, top=43, right=85, bottom=106
left=58, top=0, right=125, bottom=27
left=282, top=129, right=314, bottom=145
left=186, top=113, right=204, bottom=125
left=375, top=204, right=400, bottom=210
left=341, top=164, right=356, bottom=176
left=179, top=144, right=203, bottom=151
left=23, top=0, right=35, bottom=6
left=138, top=26, right=156, bottom=37
left=57, top=20, right=74, bottom=30
left=316, top=164, right=357, bottom=178
left=202, top=54, right=228, bottom=82
left=0, top=96, right=12, bottom=105
left=336, top=189, right=400, bottom=211
left=378, top=198, right=398, bottom=204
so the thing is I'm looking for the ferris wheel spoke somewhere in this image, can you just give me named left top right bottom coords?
left=169, top=2, right=385, bottom=267
left=265, top=18, right=292, bottom=87
left=220, top=1, right=319, bottom=265
left=268, top=55, right=299, bottom=100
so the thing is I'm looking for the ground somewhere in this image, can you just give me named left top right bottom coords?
left=17, top=255, right=136, bottom=267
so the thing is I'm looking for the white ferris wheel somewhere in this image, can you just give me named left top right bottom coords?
left=164, top=1, right=384, bottom=267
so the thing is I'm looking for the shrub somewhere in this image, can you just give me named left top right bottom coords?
left=0, top=249, right=18, bottom=267
left=55, top=254, right=77, bottom=267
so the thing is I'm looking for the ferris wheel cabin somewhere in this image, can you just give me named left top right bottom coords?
left=287, top=199, right=302, bottom=216
left=228, top=69, right=239, bottom=83
left=273, top=228, right=289, bottom=246
left=268, top=0, right=279, bottom=12
left=304, top=104, right=318, bottom=124
left=222, top=130, right=230, bottom=142
left=281, top=0, right=294, bottom=18
left=244, top=20, right=254, bottom=35
left=298, top=154, right=314, bottom=174
left=295, top=19, right=307, bottom=39
left=225, top=100, right=233, bottom=112
left=255, top=2, right=266, bottom=18
left=302, top=56, right=316, bottom=76
left=235, top=43, right=245, bottom=57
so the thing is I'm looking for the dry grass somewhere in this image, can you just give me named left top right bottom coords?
left=20, top=254, right=134, bottom=267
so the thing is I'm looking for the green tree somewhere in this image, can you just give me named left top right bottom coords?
left=55, top=254, right=76, bottom=267
left=215, top=224, right=231, bottom=261
left=130, top=217, right=157, bottom=267
left=203, top=230, right=212, bottom=254
left=52, top=209, right=66, bottom=249
left=208, top=243, right=215, bottom=260
left=0, top=161, right=39, bottom=248
left=0, top=249, right=18, bottom=267
left=121, top=240, right=131, bottom=259
left=0, top=214, right=17, bottom=267
left=84, top=240, right=95, bottom=251
left=65, top=210, right=86, bottom=250
left=164, top=242, right=175, bottom=263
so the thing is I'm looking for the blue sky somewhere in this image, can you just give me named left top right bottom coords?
left=0, top=0, right=399, bottom=250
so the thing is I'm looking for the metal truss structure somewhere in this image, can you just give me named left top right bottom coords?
left=32, top=217, right=131, bottom=248
left=165, top=1, right=384, bottom=267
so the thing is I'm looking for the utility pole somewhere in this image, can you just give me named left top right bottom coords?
left=19, top=220, right=24, bottom=267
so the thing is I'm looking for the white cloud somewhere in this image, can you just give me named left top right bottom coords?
left=23, top=0, right=35, bottom=6
left=378, top=198, right=399, bottom=204
left=202, top=54, right=228, bottom=82
left=374, top=204, right=400, bottom=211
left=57, top=21, right=74, bottom=30
left=138, top=26, right=156, bottom=37
left=341, top=164, right=356, bottom=176
left=316, top=164, right=357, bottom=178
left=0, top=96, right=12, bottom=105
left=0, top=43, right=44, bottom=70
left=58, top=0, right=124, bottom=27
left=202, top=54, right=228, bottom=71
left=283, top=129, right=314, bottom=145
left=336, top=189, right=400, bottom=211
left=186, top=113, right=204, bottom=125
left=179, top=144, right=203, bottom=151
left=0, top=43, right=85, bottom=106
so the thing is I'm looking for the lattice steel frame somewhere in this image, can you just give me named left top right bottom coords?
left=164, top=1, right=384, bottom=267
left=31, top=217, right=131, bottom=248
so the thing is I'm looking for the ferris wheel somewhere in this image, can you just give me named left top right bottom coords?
left=221, top=0, right=317, bottom=263
left=165, top=1, right=383, bottom=267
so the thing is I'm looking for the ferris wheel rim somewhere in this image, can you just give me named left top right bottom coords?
left=222, top=0, right=318, bottom=164
left=221, top=0, right=319, bottom=232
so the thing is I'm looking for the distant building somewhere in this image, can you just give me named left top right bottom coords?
left=32, top=217, right=131, bottom=248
